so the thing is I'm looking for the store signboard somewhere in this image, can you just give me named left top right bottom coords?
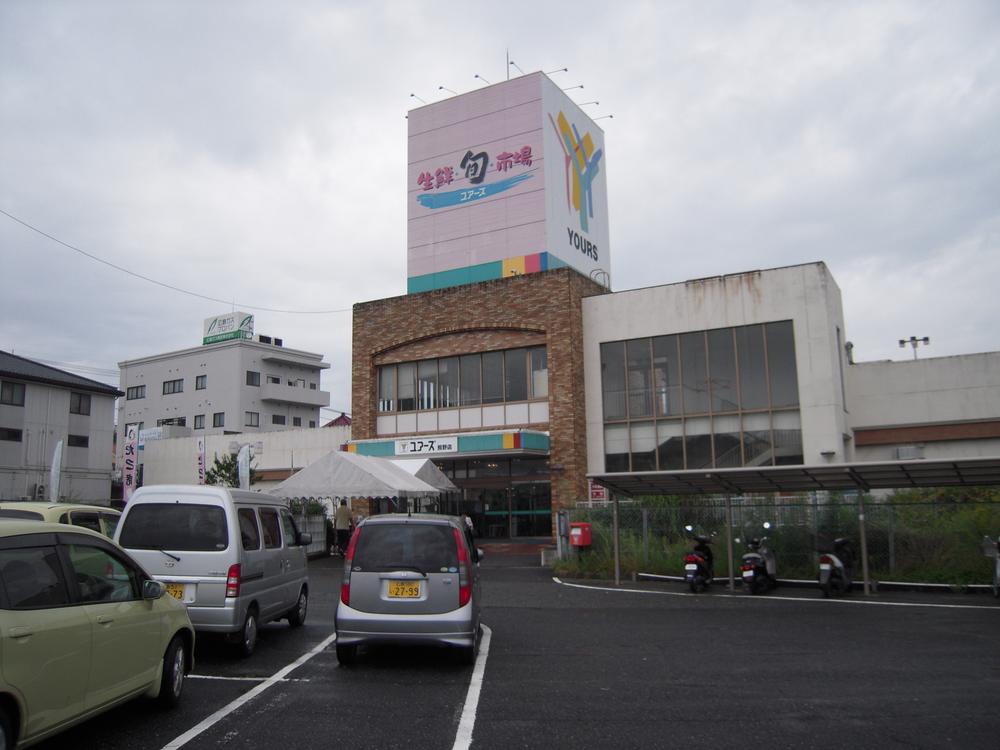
left=396, top=436, right=458, bottom=455
left=406, top=72, right=609, bottom=293
left=203, top=312, right=254, bottom=345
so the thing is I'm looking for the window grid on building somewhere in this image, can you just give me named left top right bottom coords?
left=246, top=371, right=260, bottom=387
left=194, top=414, right=205, bottom=430
left=69, top=392, right=91, bottom=415
left=1, top=381, right=26, bottom=406
left=67, top=434, right=89, bottom=448
left=162, top=379, right=183, bottom=395
left=377, top=346, right=547, bottom=414
left=212, top=412, right=225, bottom=428
left=600, top=321, right=803, bottom=471
left=195, top=375, right=207, bottom=390
left=126, top=385, right=145, bottom=400
left=245, top=411, right=259, bottom=427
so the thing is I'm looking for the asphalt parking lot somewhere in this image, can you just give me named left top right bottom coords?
left=32, top=549, right=1000, bottom=750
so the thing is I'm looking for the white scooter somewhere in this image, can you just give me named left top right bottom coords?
left=740, top=521, right=777, bottom=594
left=818, top=537, right=853, bottom=597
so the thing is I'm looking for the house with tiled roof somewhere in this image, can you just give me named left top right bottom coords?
left=0, top=351, right=122, bottom=502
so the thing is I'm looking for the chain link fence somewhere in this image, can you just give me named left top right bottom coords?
left=565, top=492, right=1000, bottom=585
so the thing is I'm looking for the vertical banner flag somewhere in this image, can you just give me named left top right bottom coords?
left=237, top=444, right=251, bottom=491
left=123, top=424, right=139, bottom=503
left=197, top=437, right=207, bottom=485
left=48, top=440, right=63, bottom=502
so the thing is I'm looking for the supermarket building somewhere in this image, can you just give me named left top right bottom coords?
left=348, top=72, right=1000, bottom=538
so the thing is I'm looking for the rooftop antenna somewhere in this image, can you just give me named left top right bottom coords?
left=409, top=93, right=426, bottom=104
left=509, top=59, right=525, bottom=76
left=562, top=84, right=584, bottom=91
left=438, top=85, right=457, bottom=96
left=546, top=67, right=568, bottom=75
left=594, top=114, right=614, bottom=121
left=577, top=101, right=599, bottom=107
left=474, top=73, right=492, bottom=85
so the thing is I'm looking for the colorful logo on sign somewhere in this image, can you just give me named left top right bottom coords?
left=549, top=111, right=603, bottom=232
left=415, top=146, right=535, bottom=209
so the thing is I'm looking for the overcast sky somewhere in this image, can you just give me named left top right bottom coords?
left=2, top=0, right=998, bottom=417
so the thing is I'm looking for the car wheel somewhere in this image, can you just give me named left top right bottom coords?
left=458, top=626, right=481, bottom=666
left=234, top=607, right=258, bottom=657
left=0, top=704, right=14, bottom=750
left=336, top=643, right=357, bottom=666
left=158, top=635, right=186, bottom=707
left=288, top=587, right=308, bottom=627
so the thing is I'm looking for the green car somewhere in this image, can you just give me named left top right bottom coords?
left=0, top=520, right=195, bottom=748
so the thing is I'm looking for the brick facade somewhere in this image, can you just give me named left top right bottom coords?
left=352, top=268, right=607, bottom=514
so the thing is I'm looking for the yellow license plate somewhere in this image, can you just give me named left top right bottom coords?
left=165, top=583, right=184, bottom=600
left=387, top=580, right=420, bottom=598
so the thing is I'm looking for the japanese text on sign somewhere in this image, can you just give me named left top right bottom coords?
left=417, top=146, right=532, bottom=192
left=396, top=437, right=458, bottom=455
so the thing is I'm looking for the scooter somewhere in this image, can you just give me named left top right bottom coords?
left=740, top=522, right=777, bottom=594
left=818, top=537, right=853, bottom=597
left=683, top=525, right=715, bottom=593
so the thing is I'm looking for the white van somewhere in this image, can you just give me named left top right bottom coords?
left=115, top=485, right=311, bottom=656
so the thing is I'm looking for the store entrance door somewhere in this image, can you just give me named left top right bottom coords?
left=476, top=483, right=551, bottom=539
left=511, top=482, right=552, bottom=536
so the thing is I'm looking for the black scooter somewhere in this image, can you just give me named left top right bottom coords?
left=683, top=525, right=715, bottom=593
left=818, top=538, right=853, bottom=597
left=740, top=522, right=777, bottom=594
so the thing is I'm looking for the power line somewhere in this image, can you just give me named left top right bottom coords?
left=0, top=208, right=352, bottom=315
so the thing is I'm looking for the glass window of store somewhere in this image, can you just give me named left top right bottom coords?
left=600, top=321, right=803, bottom=471
left=377, top=347, right=549, bottom=414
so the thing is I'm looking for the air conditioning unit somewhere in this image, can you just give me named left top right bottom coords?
left=895, top=445, right=924, bottom=460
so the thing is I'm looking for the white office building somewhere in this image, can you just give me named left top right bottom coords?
left=118, top=314, right=331, bottom=476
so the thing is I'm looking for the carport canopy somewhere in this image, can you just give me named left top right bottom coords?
left=589, top=456, right=1000, bottom=497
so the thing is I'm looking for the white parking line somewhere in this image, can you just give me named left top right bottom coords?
left=452, top=624, right=492, bottom=750
left=187, top=674, right=312, bottom=683
left=160, top=632, right=337, bottom=750
left=552, top=577, right=1000, bottom=610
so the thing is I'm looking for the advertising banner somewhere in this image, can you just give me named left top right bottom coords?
left=196, top=436, right=206, bottom=485
left=122, top=423, right=139, bottom=503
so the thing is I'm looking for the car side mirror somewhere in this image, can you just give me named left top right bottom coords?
left=143, top=579, right=165, bottom=600
left=298, top=532, right=312, bottom=546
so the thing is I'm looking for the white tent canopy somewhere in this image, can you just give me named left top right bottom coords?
left=271, top=450, right=441, bottom=500
left=391, top=458, right=458, bottom=493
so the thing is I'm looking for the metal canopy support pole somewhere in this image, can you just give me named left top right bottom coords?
left=858, top=493, right=872, bottom=596
left=612, top=493, right=621, bottom=586
left=725, top=495, right=735, bottom=592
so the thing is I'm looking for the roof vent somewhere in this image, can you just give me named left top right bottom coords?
left=274, top=338, right=283, bottom=347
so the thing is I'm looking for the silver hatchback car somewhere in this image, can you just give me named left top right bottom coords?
left=335, top=514, right=483, bottom=665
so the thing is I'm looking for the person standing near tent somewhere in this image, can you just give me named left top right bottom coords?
left=334, top=499, right=352, bottom=554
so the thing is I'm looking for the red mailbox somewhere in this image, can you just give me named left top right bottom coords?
left=569, top=522, right=592, bottom=547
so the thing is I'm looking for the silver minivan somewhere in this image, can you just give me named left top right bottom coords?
left=335, top=514, right=482, bottom=665
left=115, top=485, right=311, bottom=656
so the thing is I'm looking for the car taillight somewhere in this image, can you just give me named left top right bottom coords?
left=341, top=526, right=361, bottom=606
left=453, top=527, right=471, bottom=607
left=226, top=564, right=241, bottom=598
left=819, top=554, right=833, bottom=565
